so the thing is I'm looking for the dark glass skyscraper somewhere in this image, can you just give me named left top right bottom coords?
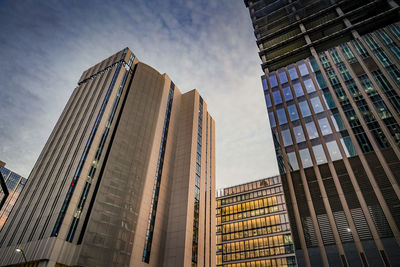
left=244, top=0, right=400, bottom=266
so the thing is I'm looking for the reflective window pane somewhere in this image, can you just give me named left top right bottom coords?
left=293, top=126, right=306, bottom=143
left=293, top=82, right=304, bottom=97
left=318, top=117, right=332, bottom=135
left=340, top=137, right=357, bottom=157
left=269, top=73, right=278, bottom=88
left=287, top=152, right=299, bottom=171
left=310, top=97, right=324, bottom=113
left=298, top=63, right=309, bottom=76
left=279, top=71, right=288, bottom=84
left=265, top=93, right=272, bottom=107
left=273, top=90, right=282, bottom=105
left=312, top=144, right=327, bottom=164
left=268, top=112, right=276, bottom=127
left=262, top=77, right=268, bottom=91
left=299, top=148, right=313, bottom=168
left=281, top=129, right=293, bottom=146
left=277, top=108, right=288, bottom=125
left=306, top=121, right=319, bottom=139
left=288, top=67, right=298, bottom=80
left=283, top=86, right=293, bottom=101
left=322, top=91, right=336, bottom=109
left=299, top=101, right=311, bottom=117
left=288, top=104, right=299, bottom=121
left=326, top=141, right=342, bottom=161
left=331, top=113, right=345, bottom=131
left=303, top=78, right=316, bottom=93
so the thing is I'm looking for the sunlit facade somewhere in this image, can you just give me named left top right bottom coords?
left=216, top=176, right=296, bottom=267
left=0, top=163, right=27, bottom=230
left=244, top=0, right=400, bottom=266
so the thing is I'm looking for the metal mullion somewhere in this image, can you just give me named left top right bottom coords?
left=335, top=47, right=400, bottom=163
left=275, top=69, right=329, bottom=267
left=304, top=58, right=368, bottom=263
left=371, top=31, right=400, bottom=71
left=315, top=51, right=400, bottom=248
left=265, top=70, right=312, bottom=267
left=385, top=23, right=400, bottom=48
left=346, top=39, right=400, bottom=126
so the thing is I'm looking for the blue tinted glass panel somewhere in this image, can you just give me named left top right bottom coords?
left=279, top=71, right=288, bottom=84
left=265, top=93, right=272, bottom=107
left=304, top=78, right=316, bottom=93
left=331, top=114, right=345, bottom=131
left=281, top=129, right=293, bottom=146
left=305, top=121, right=319, bottom=139
left=299, top=101, right=311, bottom=117
left=283, top=86, right=293, bottom=101
left=322, top=91, right=336, bottom=109
left=299, top=148, right=313, bottom=168
left=277, top=108, right=288, bottom=125
left=318, top=117, right=332, bottom=135
left=269, top=73, right=278, bottom=88
left=293, top=125, right=306, bottom=143
left=273, top=90, right=282, bottom=105
left=288, top=104, right=299, bottom=121
left=262, top=76, right=268, bottom=91
left=326, top=141, right=342, bottom=161
left=312, top=144, right=327, bottom=164
left=288, top=67, right=298, bottom=80
left=310, top=97, right=324, bottom=113
left=298, top=63, right=309, bottom=76
left=340, top=137, right=357, bottom=157
left=293, top=82, right=304, bottom=97
left=287, top=152, right=299, bottom=171
left=269, top=112, right=276, bottom=127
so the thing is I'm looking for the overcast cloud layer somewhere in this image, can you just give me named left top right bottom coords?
left=0, top=0, right=279, bottom=188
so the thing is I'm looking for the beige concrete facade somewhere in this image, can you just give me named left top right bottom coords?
left=0, top=48, right=215, bottom=267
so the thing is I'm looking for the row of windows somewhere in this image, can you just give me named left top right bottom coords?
left=218, top=185, right=283, bottom=207
left=217, top=256, right=296, bottom=267
left=220, top=234, right=293, bottom=254
left=219, top=222, right=291, bottom=243
left=218, top=204, right=287, bottom=224
left=220, top=176, right=281, bottom=198
left=219, top=194, right=284, bottom=216
left=268, top=61, right=314, bottom=89
left=220, top=214, right=289, bottom=234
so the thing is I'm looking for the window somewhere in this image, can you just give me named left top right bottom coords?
left=305, top=121, right=319, bottom=139
left=299, top=148, right=313, bottom=168
left=265, top=93, right=272, bottom=107
left=293, top=82, right=304, bottom=97
left=322, top=91, right=336, bottom=109
left=278, top=71, right=288, bottom=84
left=340, top=137, right=357, bottom=157
left=277, top=109, right=288, bottom=125
left=303, top=78, right=316, bottom=93
left=293, top=126, right=306, bottom=143
left=273, top=90, right=282, bottom=105
left=281, top=129, right=293, bottom=146
left=299, top=101, right=311, bottom=117
left=283, top=86, right=293, bottom=101
left=287, top=104, right=299, bottom=121
left=269, top=73, right=278, bottom=88
left=269, top=112, right=276, bottom=127
left=312, top=144, right=327, bottom=164
left=262, top=76, right=268, bottom=91
left=326, top=141, right=342, bottom=161
left=331, top=113, right=345, bottom=131
left=318, top=117, right=332, bottom=135
left=310, top=97, right=324, bottom=113
left=298, top=62, right=309, bottom=76
left=288, top=66, right=298, bottom=80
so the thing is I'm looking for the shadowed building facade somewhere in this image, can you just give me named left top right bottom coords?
left=244, top=0, right=400, bottom=266
left=0, top=48, right=216, bottom=267
left=0, top=162, right=27, bottom=231
left=216, top=176, right=296, bottom=267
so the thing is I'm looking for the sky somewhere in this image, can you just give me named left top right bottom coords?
left=0, top=0, right=279, bottom=189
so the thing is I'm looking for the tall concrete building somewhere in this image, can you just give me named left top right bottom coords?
left=244, top=0, right=400, bottom=266
left=216, top=176, right=296, bottom=267
left=0, top=162, right=27, bottom=230
left=0, top=48, right=216, bottom=267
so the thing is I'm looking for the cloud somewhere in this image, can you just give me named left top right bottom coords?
left=0, top=0, right=278, bottom=188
